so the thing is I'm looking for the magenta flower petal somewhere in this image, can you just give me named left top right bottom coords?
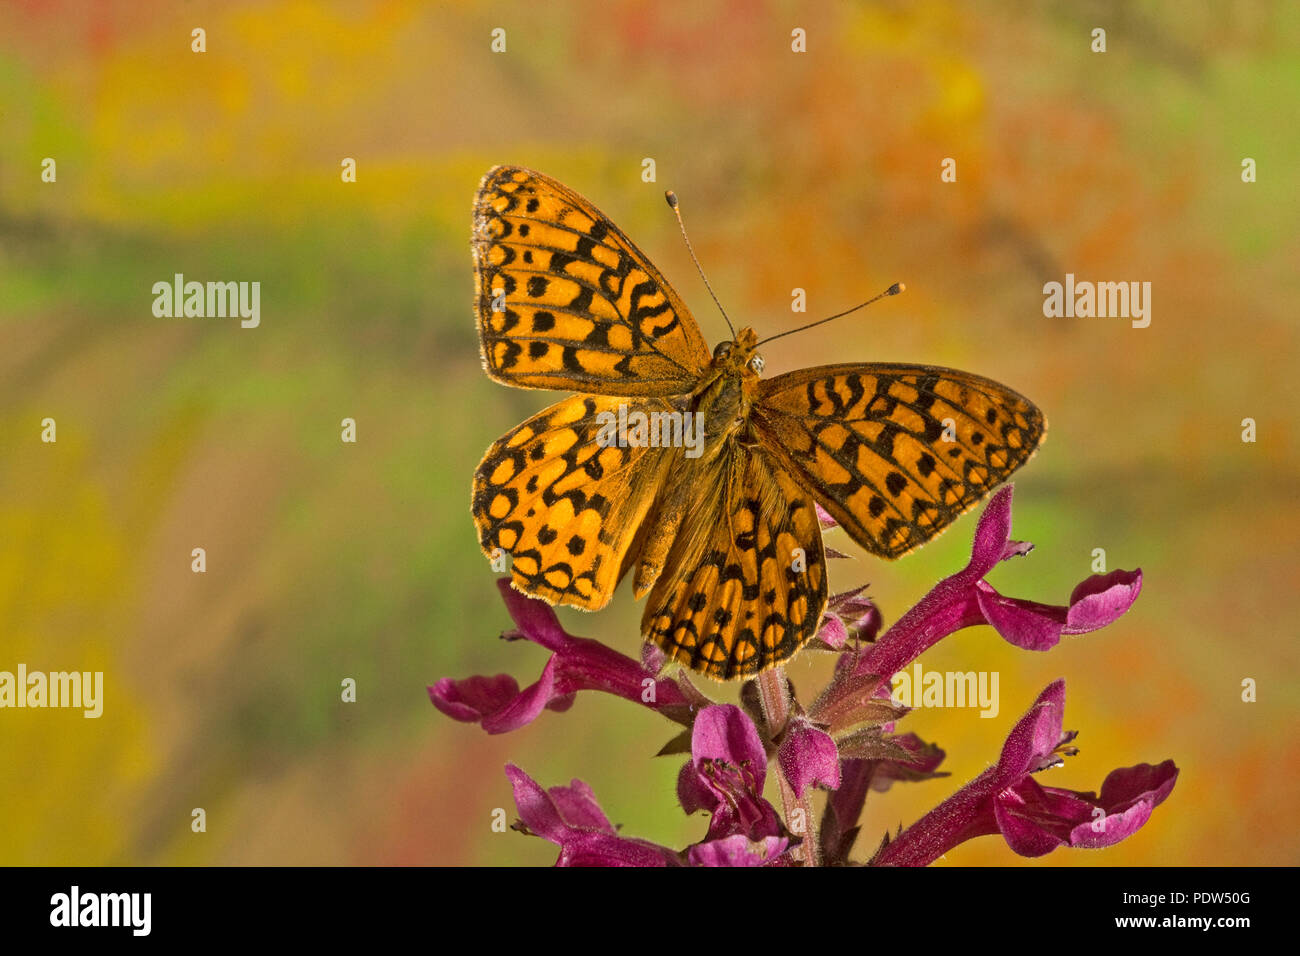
left=966, top=485, right=1016, bottom=582
left=692, top=702, right=768, bottom=771
left=496, top=581, right=572, bottom=651
left=429, top=659, right=572, bottom=734
left=994, top=778, right=1094, bottom=856
left=546, top=777, right=615, bottom=832
left=506, top=764, right=581, bottom=841
left=1067, top=760, right=1179, bottom=848
left=1063, top=795, right=1155, bottom=849
left=431, top=579, right=696, bottom=734
left=1064, top=569, right=1144, bottom=634
left=686, top=834, right=790, bottom=867
left=778, top=717, right=841, bottom=798
left=684, top=705, right=785, bottom=842
left=994, top=758, right=1180, bottom=855
left=975, top=568, right=1144, bottom=650
left=992, top=679, right=1069, bottom=784
left=428, top=673, right=521, bottom=723
left=974, top=582, right=1068, bottom=651
left=505, top=765, right=681, bottom=867
left=676, top=758, right=715, bottom=816
left=482, top=657, right=561, bottom=733
left=1096, top=759, right=1180, bottom=810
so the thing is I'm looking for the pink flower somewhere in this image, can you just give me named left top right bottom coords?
left=506, top=704, right=789, bottom=866
left=430, top=579, right=704, bottom=733
left=439, top=485, right=1177, bottom=867
left=505, top=766, right=681, bottom=867
left=871, top=681, right=1178, bottom=865
left=814, top=585, right=882, bottom=651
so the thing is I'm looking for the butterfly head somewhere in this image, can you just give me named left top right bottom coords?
left=711, top=327, right=764, bottom=379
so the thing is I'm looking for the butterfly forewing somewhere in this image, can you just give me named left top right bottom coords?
left=756, top=364, right=1045, bottom=558
left=473, top=166, right=710, bottom=396
left=642, top=445, right=828, bottom=680
left=472, top=394, right=677, bottom=609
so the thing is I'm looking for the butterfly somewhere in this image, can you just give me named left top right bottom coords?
left=470, top=166, right=1046, bottom=681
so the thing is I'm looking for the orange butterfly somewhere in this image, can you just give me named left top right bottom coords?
left=471, top=166, right=1045, bottom=680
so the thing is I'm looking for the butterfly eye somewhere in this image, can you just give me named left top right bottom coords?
left=749, top=354, right=765, bottom=374
left=713, top=342, right=733, bottom=359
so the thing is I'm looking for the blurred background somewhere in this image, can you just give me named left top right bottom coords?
left=1, top=0, right=1296, bottom=866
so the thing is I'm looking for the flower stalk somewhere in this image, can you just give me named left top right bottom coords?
left=756, top=667, right=820, bottom=866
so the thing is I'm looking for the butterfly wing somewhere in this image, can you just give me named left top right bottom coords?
left=473, top=166, right=711, bottom=396
left=473, top=394, right=679, bottom=609
left=755, top=364, right=1046, bottom=558
left=641, top=444, right=827, bottom=680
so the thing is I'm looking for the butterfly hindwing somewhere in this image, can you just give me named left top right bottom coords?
left=472, top=393, right=677, bottom=609
left=641, top=444, right=828, bottom=680
left=755, top=363, right=1046, bottom=559
left=473, top=166, right=711, bottom=396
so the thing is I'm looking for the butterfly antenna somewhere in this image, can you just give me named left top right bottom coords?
left=755, top=282, right=905, bottom=346
left=665, top=190, right=736, bottom=339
